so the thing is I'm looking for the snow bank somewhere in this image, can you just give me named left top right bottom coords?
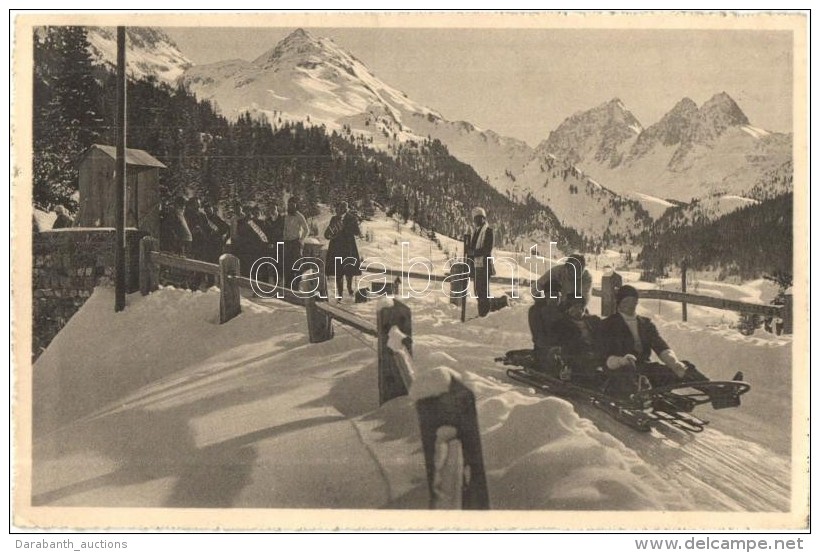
left=31, top=210, right=793, bottom=512
left=408, top=365, right=460, bottom=401
left=33, top=284, right=690, bottom=511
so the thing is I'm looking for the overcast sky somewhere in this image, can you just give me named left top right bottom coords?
left=165, top=27, right=793, bottom=146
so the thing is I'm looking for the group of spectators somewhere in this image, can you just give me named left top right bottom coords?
left=162, top=196, right=230, bottom=264
left=162, top=195, right=311, bottom=289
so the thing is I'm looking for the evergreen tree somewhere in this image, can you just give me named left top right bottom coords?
left=33, top=26, right=101, bottom=209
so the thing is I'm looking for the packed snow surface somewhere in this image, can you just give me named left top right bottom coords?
left=32, top=214, right=793, bottom=513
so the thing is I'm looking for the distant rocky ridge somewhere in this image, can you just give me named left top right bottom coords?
left=536, top=92, right=791, bottom=203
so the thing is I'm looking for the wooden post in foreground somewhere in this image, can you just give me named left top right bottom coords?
left=449, top=261, right=469, bottom=308
left=377, top=299, right=412, bottom=405
left=219, top=254, right=241, bottom=324
left=600, top=268, right=622, bottom=317
left=303, top=271, right=333, bottom=343
left=782, top=292, right=793, bottom=335
left=139, top=235, right=159, bottom=295
left=415, top=378, right=489, bottom=510
left=461, top=233, right=471, bottom=322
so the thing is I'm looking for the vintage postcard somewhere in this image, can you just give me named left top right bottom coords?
left=11, top=11, right=809, bottom=531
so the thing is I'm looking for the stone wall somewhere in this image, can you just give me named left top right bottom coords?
left=32, top=228, right=146, bottom=360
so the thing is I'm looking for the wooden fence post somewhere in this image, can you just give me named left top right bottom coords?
left=377, top=299, right=412, bottom=405
left=139, top=235, right=159, bottom=296
left=449, top=264, right=469, bottom=308
left=782, top=292, right=793, bottom=335
left=303, top=271, right=333, bottom=343
left=415, top=378, right=489, bottom=510
left=219, top=254, right=241, bottom=324
left=600, top=269, right=622, bottom=317
left=461, top=233, right=471, bottom=322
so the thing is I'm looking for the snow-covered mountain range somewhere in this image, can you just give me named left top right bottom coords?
left=83, top=26, right=792, bottom=237
left=179, top=29, right=535, bottom=189
left=177, top=29, right=653, bottom=239
left=537, top=93, right=792, bottom=203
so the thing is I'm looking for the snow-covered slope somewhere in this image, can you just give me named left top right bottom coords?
left=32, top=212, right=793, bottom=514
left=86, top=27, right=192, bottom=85
left=655, top=193, right=762, bottom=230
left=180, top=29, right=537, bottom=191
left=505, top=152, right=652, bottom=239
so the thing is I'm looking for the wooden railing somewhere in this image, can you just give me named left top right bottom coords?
left=375, top=260, right=791, bottom=333
left=596, top=271, right=791, bottom=333
left=140, top=235, right=792, bottom=334
left=138, top=236, right=490, bottom=509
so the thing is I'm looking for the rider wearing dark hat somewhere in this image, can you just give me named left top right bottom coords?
left=598, top=285, right=708, bottom=397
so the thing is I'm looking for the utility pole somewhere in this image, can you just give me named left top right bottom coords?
left=115, top=26, right=127, bottom=312
left=681, top=258, right=688, bottom=322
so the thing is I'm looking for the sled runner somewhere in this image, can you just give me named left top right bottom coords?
left=496, top=349, right=750, bottom=433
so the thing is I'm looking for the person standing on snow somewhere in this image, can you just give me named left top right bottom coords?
left=234, top=203, right=270, bottom=278
left=203, top=203, right=230, bottom=263
left=168, top=196, right=193, bottom=256
left=466, top=207, right=495, bottom=317
left=281, top=196, right=310, bottom=288
left=324, top=200, right=363, bottom=300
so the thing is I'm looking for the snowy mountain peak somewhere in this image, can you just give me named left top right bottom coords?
left=536, top=91, right=790, bottom=205
left=605, top=98, right=643, bottom=132
left=629, top=97, right=700, bottom=157
left=286, top=27, right=312, bottom=41
left=697, top=91, right=750, bottom=133
left=86, top=26, right=192, bottom=85
left=180, top=28, right=545, bottom=211
left=536, top=97, right=644, bottom=167
left=252, top=28, right=330, bottom=67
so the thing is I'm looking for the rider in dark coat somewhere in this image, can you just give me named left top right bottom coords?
left=533, top=297, right=604, bottom=385
left=529, top=254, right=592, bottom=372
left=598, top=285, right=709, bottom=397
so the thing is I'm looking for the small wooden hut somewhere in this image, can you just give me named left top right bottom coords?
left=77, top=144, right=166, bottom=238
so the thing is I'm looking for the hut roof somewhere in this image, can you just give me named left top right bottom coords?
left=81, top=144, right=167, bottom=168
